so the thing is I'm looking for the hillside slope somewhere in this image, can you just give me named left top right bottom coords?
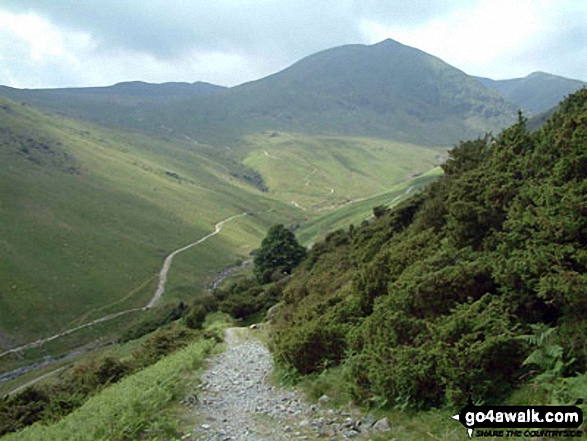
left=0, top=93, right=445, bottom=369
left=0, top=97, right=299, bottom=354
left=272, top=89, right=587, bottom=409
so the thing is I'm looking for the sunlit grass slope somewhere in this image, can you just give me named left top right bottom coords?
left=0, top=97, right=300, bottom=350
left=296, top=167, right=444, bottom=245
left=243, top=132, right=443, bottom=212
left=2, top=333, right=217, bottom=441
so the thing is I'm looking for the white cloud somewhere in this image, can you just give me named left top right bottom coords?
left=0, top=1, right=585, bottom=88
left=360, top=0, right=545, bottom=78
left=0, top=8, right=271, bottom=88
left=0, top=10, right=93, bottom=87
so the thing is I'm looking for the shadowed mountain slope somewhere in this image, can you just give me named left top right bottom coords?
left=1, top=39, right=518, bottom=146
left=476, top=71, right=585, bottom=114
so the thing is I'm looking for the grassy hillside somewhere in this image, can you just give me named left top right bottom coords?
left=296, top=167, right=444, bottom=245
left=242, top=132, right=443, bottom=211
left=271, top=89, right=587, bottom=412
left=0, top=96, right=300, bottom=356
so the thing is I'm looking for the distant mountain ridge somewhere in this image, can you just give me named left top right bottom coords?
left=2, top=80, right=226, bottom=97
left=475, top=71, right=585, bottom=114
left=59, top=81, right=227, bottom=97
left=165, top=38, right=518, bottom=145
left=1, top=39, right=581, bottom=146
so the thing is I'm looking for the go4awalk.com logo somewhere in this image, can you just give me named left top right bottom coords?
left=451, top=400, right=584, bottom=438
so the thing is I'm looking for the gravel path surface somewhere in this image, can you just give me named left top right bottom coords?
left=184, top=329, right=387, bottom=441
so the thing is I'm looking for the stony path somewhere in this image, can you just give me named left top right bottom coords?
left=184, top=329, right=390, bottom=441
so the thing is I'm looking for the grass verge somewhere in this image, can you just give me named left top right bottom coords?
left=1, top=325, right=226, bottom=441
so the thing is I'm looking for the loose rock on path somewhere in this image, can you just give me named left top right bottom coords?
left=183, top=328, right=388, bottom=441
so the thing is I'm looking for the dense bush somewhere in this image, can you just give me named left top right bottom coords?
left=185, top=305, right=207, bottom=329
left=119, top=302, right=188, bottom=342
left=216, top=278, right=284, bottom=320
left=272, top=89, right=587, bottom=409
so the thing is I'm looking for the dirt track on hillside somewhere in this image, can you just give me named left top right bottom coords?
left=0, top=213, right=247, bottom=360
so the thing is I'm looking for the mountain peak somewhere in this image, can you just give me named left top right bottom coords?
left=372, top=38, right=403, bottom=47
left=527, top=71, right=550, bottom=78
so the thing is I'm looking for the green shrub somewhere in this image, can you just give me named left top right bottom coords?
left=119, top=302, right=188, bottom=342
left=185, top=305, right=207, bottom=329
left=349, top=295, right=524, bottom=409
left=133, top=326, right=196, bottom=367
left=253, top=224, right=306, bottom=283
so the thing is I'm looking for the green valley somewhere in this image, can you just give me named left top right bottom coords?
left=242, top=132, right=444, bottom=212
left=0, top=96, right=300, bottom=364
left=1, top=33, right=585, bottom=440
left=0, top=84, right=445, bottom=375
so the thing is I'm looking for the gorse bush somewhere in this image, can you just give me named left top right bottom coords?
left=272, top=89, right=587, bottom=409
left=119, top=302, right=188, bottom=342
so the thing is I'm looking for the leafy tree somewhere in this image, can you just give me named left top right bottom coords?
left=254, top=224, right=307, bottom=283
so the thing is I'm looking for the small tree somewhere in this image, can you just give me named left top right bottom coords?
left=254, top=224, right=307, bottom=283
left=185, top=305, right=206, bottom=330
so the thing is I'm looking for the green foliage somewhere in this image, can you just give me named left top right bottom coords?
left=185, top=305, right=207, bottom=330
left=0, top=388, right=51, bottom=436
left=271, top=89, right=587, bottom=410
left=132, top=326, right=196, bottom=367
left=518, top=324, right=574, bottom=386
left=215, top=278, right=284, bottom=320
left=253, top=224, right=307, bottom=283
left=0, top=324, right=198, bottom=436
left=119, top=302, right=188, bottom=342
left=2, top=337, right=216, bottom=441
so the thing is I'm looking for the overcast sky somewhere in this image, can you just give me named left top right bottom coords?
left=0, top=0, right=585, bottom=89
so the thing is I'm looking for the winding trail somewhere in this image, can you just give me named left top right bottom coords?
left=0, top=213, right=247, bottom=360
left=7, top=367, right=64, bottom=396
left=147, top=213, right=247, bottom=308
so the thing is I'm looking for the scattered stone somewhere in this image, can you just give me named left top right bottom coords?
left=372, top=417, right=392, bottom=432
left=344, top=429, right=359, bottom=438
left=357, top=414, right=377, bottom=429
left=318, top=395, right=330, bottom=404
left=266, top=304, right=280, bottom=321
